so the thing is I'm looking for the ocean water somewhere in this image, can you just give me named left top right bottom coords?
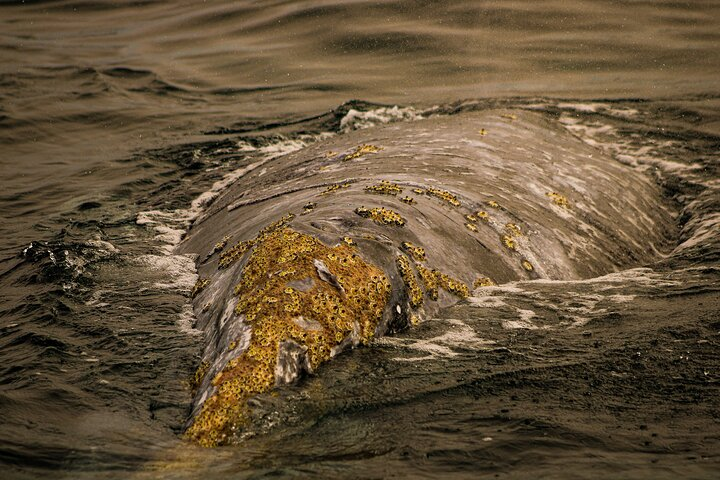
left=1, top=1, right=719, bottom=478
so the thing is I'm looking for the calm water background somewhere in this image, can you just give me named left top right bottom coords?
left=1, top=1, right=719, bottom=478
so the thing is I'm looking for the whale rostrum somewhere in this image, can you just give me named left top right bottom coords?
left=176, top=110, right=675, bottom=446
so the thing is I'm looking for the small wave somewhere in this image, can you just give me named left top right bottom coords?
left=377, top=318, right=496, bottom=361
left=135, top=253, right=198, bottom=292
left=339, top=105, right=424, bottom=132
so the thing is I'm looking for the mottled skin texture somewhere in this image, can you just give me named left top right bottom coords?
left=176, top=110, right=675, bottom=446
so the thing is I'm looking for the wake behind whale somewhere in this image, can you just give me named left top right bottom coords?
left=176, top=109, right=676, bottom=446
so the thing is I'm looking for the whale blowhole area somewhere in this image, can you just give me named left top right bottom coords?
left=177, top=110, right=677, bottom=446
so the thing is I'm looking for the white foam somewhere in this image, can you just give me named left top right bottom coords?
left=340, top=106, right=423, bottom=132
left=178, top=303, right=203, bottom=336
left=379, top=318, right=495, bottom=361
left=136, top=253, right=198, bottom=292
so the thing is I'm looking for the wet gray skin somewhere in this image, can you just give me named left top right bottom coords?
left=176, top=109, right=676, bottom=438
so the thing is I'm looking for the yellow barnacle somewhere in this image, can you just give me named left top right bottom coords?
left=211, top=235, right=231, bottom=255
left=522, top=260, right=534, bottom=271
left=192, top=362, right=210, bottom=391
left=412, top=188, right=425, bottom=195
left=473, top=277, right=496, bottom=288
left=364, top=180, right=403, bottom=196
left=479, top=128, right=487, bottom=136
left=546, top=192, right=570, bottom=209
left=354, top=206, right=406, bottom=227
left=396, top=254, right=423, bottom=309
left=342, top=236, right=355, bottom=246
left=505, top=223, right=522, bottom=237
left=400, top=196, right=416, bottom=205
left=465, top=223, right=478, bottom=232
left=191, top=278, right=210, bottom=298
left=437, top=272, right=470, bottom=299
left=278, top=269, right=295, bottom=277
left=476, top=211, right=489, bottom=221
left=502, top=235, right=517, bottom=251
left=320, top=183, right=351, bottom=196
left=400, top=241, right=426, bottom=262
left=425, top=187, right=461, bottom=207
left=487, top=200, right=500, bottom=209
left=416, top=264, right=439, bottom=301
left=465, top=214, right=477, bottom=223
left=342, top=144, right=383, bottom=161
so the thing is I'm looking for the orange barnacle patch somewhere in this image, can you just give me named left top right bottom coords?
left=339, top=144, right=382, bottom=161
left=476, top=211, right=489, bottom=221
left=425, top=187, right=461, bottom=207
left=186, top=227, right=390, bottom=447
left=191, top=278, right=210, bottom=298
left=473, top=277, right=496, bottom=288
left=354, top=206, right=406, bottom=226
left=397, top=254, right=423, bottom=309
left=400, top=241, right=426, bottom=262
left=364, top=180, right=403, bottom=196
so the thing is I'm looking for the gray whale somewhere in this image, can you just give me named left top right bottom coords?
left=176, top=110, right=675, bottom=446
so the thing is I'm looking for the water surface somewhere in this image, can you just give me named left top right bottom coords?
left=0, top=1, right=719, bottom=478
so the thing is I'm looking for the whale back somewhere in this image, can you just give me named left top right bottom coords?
left=177, top=110, right=675, bottom=445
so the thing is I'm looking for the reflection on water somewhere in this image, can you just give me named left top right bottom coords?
left=0, top=1, right=719, bottom=478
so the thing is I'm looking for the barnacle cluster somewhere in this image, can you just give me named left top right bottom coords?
left=400, top=241, right=426, bottom=262
left=546, top=192, right=570, bottom=208
left=320, top=183, right=352, bottom=196
left=473, top=277, right=496, bottom=288
left=192, top=362, right=210, bottom=392
left=397, top=254, right=423, bottom=308
left=210, top=235, right=231, bottom=256
left=191, top=278, right=210, bottom=298
left=354, top=207, right=406, bottom=226
left=436, top=271, right=470, bottom=298
left=218, top=214, right=295, bottom=269
left=501, top=222, right=525, bottom=252
left=364, top=181, right=402, bottom=196
left=400, top=196, right=416, bottom=205
left=414, top=263, right=469, bottom=300
left=415, top=264, right=439, bottom=301
left=340, top=144, right=382, bottom=161
left=425, top=187, right=461, bottom=207
left=186, top=227, right=390, bottom=447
